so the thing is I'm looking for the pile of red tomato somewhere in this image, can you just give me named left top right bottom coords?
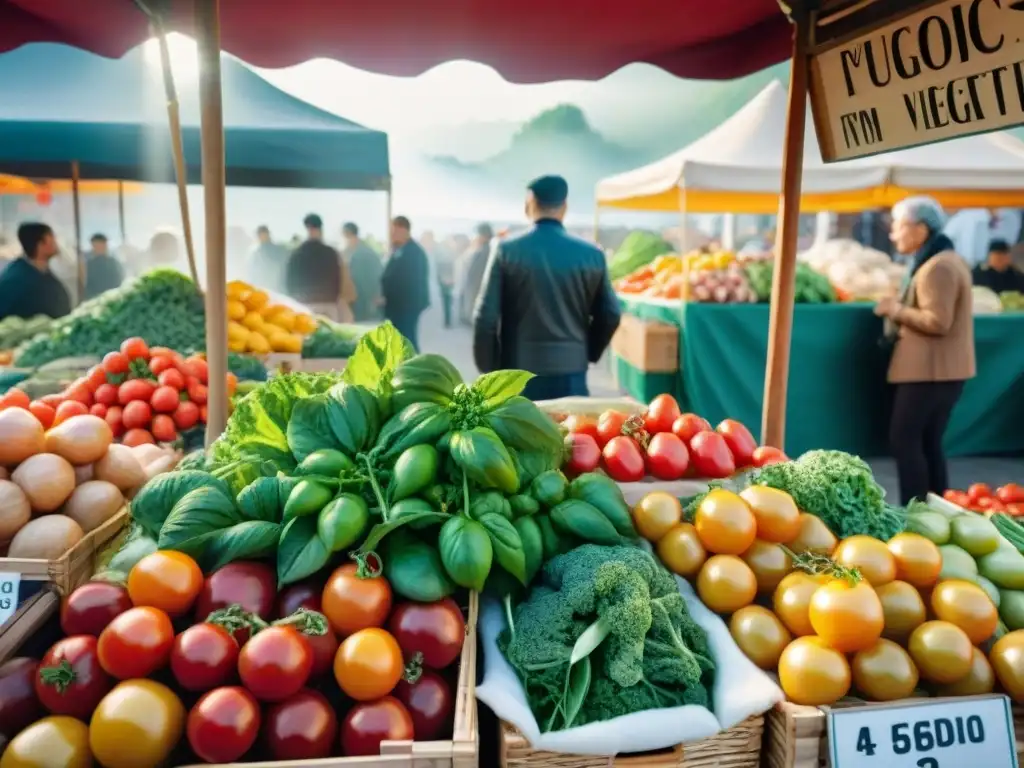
left=944, top=483, right=1024, bottom=517
left=557, top=394, right=788, bottom=482
left=0, top=338, right=238, bottom=448
left=0, top=553, right=465, bottom=766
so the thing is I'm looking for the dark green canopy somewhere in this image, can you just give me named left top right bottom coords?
left=0, top=44, right=390, bottom=190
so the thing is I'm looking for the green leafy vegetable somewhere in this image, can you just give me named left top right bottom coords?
left=236, top=477, right=284, bottom=522
left=130, top=470, right=232, bottom=538
left=158, top=486, right=242, bottom=557
left=341, top=321, right=415, bottom=414
left=478, top=513, right=527, bottom=585
left=287, top=394, right=339, bottom=463
left=438, top=516, right=493, bottom=591
left=486, top=396, right=563, bottom=456
left=449, top=427, right=519, bottom=494
left=205, top=521, right=281, bottom=571
left=391, top=353, right=464, bottom=412
left=473, top=370, right=533, bottom=410
left=326, top=382, right=381, bottom=456
left=277, top=515, right=331, bottom=586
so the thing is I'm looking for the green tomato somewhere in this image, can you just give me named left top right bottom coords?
left=531, top=470, right=568, bottom=508
left=390, top=444, right=439, bottom=502
left=382, top=528, right=456, bottom=602
left=283, top=479, right=334, bottom=521
left=317, top=493, right=370, bottom=552
left=438, top=516, right=493, bottom=590
left=297, top=449, right=355, bottom=477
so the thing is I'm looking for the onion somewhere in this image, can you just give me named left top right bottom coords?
left=0, top=480, right=31, bottom=541
left=0, top=408, right=44, bottom=466
left=45, top=415, right=113, bottom=466
left=7, top=515, right=84, bottom=560
left=11, top=453, right=76, bottom=513
left=94, top=445, right=147, bottom=493
left=63, top=481, right=124, bottom=533
left=713, top=286, right=731, bottom=303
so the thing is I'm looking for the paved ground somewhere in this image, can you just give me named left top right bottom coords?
left=418, top=307, right=1022, bottom=497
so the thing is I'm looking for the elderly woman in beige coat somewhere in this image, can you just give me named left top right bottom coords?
left=874, top=197, right=976, bottom=505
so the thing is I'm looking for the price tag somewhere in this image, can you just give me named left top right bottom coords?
left=827, top=695, right=1019, bottom=768
left=0, top=572, right=20, bottom=627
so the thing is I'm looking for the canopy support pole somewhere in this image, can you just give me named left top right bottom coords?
left=195, top=0, right=229, bottom=444
left=153, top=20, right=200, bottom=286
left=71, top=161, right=84, bottom=305
left=761, top=14, right=811, bottom=451
left=117, top=181, right=127, bottom=244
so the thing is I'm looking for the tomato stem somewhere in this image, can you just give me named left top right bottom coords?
left=206, top=603, right=269, bottom=634
left=38, top=659, right=76, bottom=693
left=403, top=652, right=424, bottom=684
left=789, top=550, right=862, bottom=585
left=362, top=454, right=390, bottom=521
left=276, top=607, right=328, bottom=636
left=351, top=550, right=383, bottom=579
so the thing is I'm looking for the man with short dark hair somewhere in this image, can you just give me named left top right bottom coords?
left=83, top=232, right=124, bottom=300
left=248, top=225, right=287, bottom=291
left=342, top=222, right=383, bottom=322
left=973, top=238, right=1024, bottom=294
left=285, top=214, right=355, bottom=320
left=382, top=216, right=429, bottom=350
left=0, top=222, right=71, bottom=320
left=472, top=175, right=620, bottom=399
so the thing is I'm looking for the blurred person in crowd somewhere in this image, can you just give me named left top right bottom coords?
left=248, top=225, right=287, bottom=291
left=342, top=222, right=382, bottom=323
left=83, top=232, right=124, bottom=300
left=473, top=175, right=620, bottom=399
left=460, top=223, right=493, bottom=325
left=875, top=196, right=974, bottom=505
left=286, top=213, right=355, bottom=321
left=425, top=231, right=457, bottom=329
left=382, top=215, right=429, bottom=350
left=972, top=238, right=1024, bottom=294
left=944, top=208, right=1023, bottom=267
left=0, top=222, right=71, bottom=320
left=140, top=229, right=184, bottom=278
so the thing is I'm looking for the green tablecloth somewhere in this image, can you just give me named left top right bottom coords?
left=616, top=298, right=1024, bottom=458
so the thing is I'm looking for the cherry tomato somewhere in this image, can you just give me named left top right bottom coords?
left=389, top=598, right=466, bottom=670
left=118, top=378, right=156, bottom=406
left=62, top=380, right=93, bottom=406
left=150, top=414, right=178, bottom=443
left=264, top=689, right=337, bottom=760
left=149, top=346, right=182, bottom=362
left=729, top=605, right=792, bottom=670
left=887, top=533, right=942, bottom=588
left=997, top=483, right=1024, bottom=504
left=697, top=555, right=757, bottom=614
left=741, top=540, right=793, bottom=593
left=908, top=620, right=973, bottom=684
left=183, top=356, right=209, bottom=384
left=122, top=428, right=155, bottom=446
left=715, top=419, right=757, bottom=467
left=276, top=579, right=324, bottom=618
left=148, top=355, right=175, bottom=376
left=943, top=489, right=971, bottom=508
left=688, top=430, right=735, bottom=478
left=104, top=405, right=125, bottom=437
left=158, top=367, right=186, bottom=391
left=85, top=365, right=106, bottom=389
left=40, top=393, right=63, bottom=408
left=187, top=380, right=209, bottom=405
left=102, top=351, right=130, bottom=375
left=601, top=435, right=645, bottom=482
left=809, top=577, right=884, bottom=653
left=150, top=385, right=180, bottom=414
left=976, top=496, right=1006, bottom=513
left=394, top=669, right=453, bottom=741
left=90, top=403, right=108, bottom=418
left=127, top=550, right=203, bottom=617
left=0, top=388, right=30, bottom=410
left=0, top=658, right=43, bottom=737
left=739, top=486, right=800, bottom=543
left=27, top=401, right=55, bottom=428
left=334, top=628, right=404, bottom=701
left=563, top=432, right=601, bottom=476
left=60, top=582, right=132, bottom=637
left=876, top=580, right=927, bottom=642
left=936, top=647, right=995, bottom=696
left=187, top=686, right=261, bottom=764
left=851, top=639, right=919, bottom=702
left=239, top=626, right=312, bottom=702
left=655, top=522, right=707, bottom=579
left=778, top=636, right=851, bottom=706
left=773, top=571, right=828, bottom=637
left=173, top=400, right=201, bottom=431
left=788, top=513, right=838, bottom=555
left=341, top=696, right=414, bottom=757
left=631, top=491, right=682, bottom=542
left=751, top=445, right=788, bottom=467
left=89, top=679, right=185, bottom=768
left=694, top=489, right=757, bottom=555
left=301, top=623, right=339, bottom=678
left=644, top=432, right=689, bottom=480
left=1008, top=502, right=1024, bottom=518
left=671, top=413, right=711, bottom=445
left=121, top=400, right=152, bottom=430
left=322, top=563, right=392, bottom=637
left=171, top=623, right=240, bottom=692
left=53, top=400, right=88, bottom=426
left=930, top=580, right=998, bottom=645
left=120, top=337, right=150, bottom=361
left=595, top=410, right=628, bottom=447
left=986, top=631, right=1024, bottom=701
left=643, top=394, right=681, bottom=434
left=35, top=635, right=113, bottom=719
left=562, top=413, right=599, bottom=442
left=833, top=535, right=896, bottom=587
left=97, top=606, right=175, bottom=679
left=194, top=561, right=277, bottom=639
left=968, top=482, right=992, bottom=501
left=2, top=716, right=92, bottom=768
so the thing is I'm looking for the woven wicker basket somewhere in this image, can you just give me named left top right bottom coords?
left=499, top=714, right=763, bottom=768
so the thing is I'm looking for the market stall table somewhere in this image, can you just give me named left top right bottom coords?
left=615, top=297, right=1024, bottom=458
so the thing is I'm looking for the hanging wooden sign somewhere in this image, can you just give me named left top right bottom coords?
left=809, top=0, right=1024, bottom=161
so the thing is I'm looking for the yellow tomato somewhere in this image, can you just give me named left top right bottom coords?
left=808, top=577, right=884, bottom=653
left=693, top=490, right=757, bottom=555
left=876, top=580, right=926, bottom=641
left=696, top=555, right=757, bottom=614
left=729, top=606, right=791, bottom=670
left=294, top=313, right=318, bottom=334
left=90, top=680, right=185, bottom=768
left=227, top=299, right=247, bottom=321
left=778, top=637, right=851, bottom=706
left=241, top=310, right=265, bottom=331
left=246, top=331, right=271, bottom=355
left=226, top=280, right=251, bottom=299
left=908, top=621, right=973, bottom=684
left=739, top=487, right=800, bottom=543
left=268, top=328, right=294, bottom=352
left=655, top=523, right=706, bottom=578
left=989, top=631, right=1024, bottom=702
left=788, top=513, right=838, bottom=555
left=773, top=571, right=827, bottom=637
left=244, top=289, right=269, bottom=310
left=228, top=337, right=248, bottom=353
left=931, top=580, right=998, bottom=645
left=834, top=535, right=897, bottom=586
left=632, top=492, right=681, bottom=542
left=0, top=716, right=92, bottom=768
left=887, top=533, right=942, bottom=588
left=278, top=333, right=303, bottom=354
left=851, top=639, right=919, bottom=702
left=936, top=647, right=995, bottom=696
left=227, top=320, right=250, bottom=343
left=741, top=539, right=793, bottom=593
left=270, top=308, right=297, bottom=332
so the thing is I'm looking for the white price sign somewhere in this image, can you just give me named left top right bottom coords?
left=0, top=572, right=20, bottom=626
left=827, top=695, right=1019, bottom=768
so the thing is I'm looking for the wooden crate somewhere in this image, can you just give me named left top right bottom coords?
left=0, top=507, right=129, bottom=595
left=611, top=314, right=679, bottom=374
left=499, top=715, right=763, bottom=768
left=764, top=698, right=1024, bottom=768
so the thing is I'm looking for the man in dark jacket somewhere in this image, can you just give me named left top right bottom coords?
left=382, top=216, right=430, bottom=351
left=285, top=213, right=354, bottom=320
left=0, top=222, right=71, bottom=320
left=472, top=175, right=620, bottom=400
left=973, top=238, right=1024, bottom=294
left=83, top=233, right=124, bottom=300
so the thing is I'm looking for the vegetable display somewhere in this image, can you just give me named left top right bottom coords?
left=0, top=315, right=52, bottom=352
left=614, top=250, right=738, bottom=300
left=744, top=260, right=836, bottom=304
left=301, top=319, right=366, bottom=360
left=944, top=483, right=1024, bottom=517
left=607, top=231, right=673, bottom=282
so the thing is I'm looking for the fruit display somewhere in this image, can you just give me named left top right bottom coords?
left=615, top=250, right=738, bottom=300
left=555, top=394, right=784, bottom=482
left=944, top=483, right=1024, bottom=516
left=226, top=280, right=318, bottom=355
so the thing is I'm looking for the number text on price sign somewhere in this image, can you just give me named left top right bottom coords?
left=0, top=572, right=20, bottom=627
left=828, top=695, right=1018, bottom=768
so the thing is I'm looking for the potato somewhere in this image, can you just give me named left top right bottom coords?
left=11, top=453, right=76, bottom=513
left=63, top=480, right=124, bottom=533
left=0, top=480, right=31, bottom=541
left=7, top=515, right=84, bottom=559
left=94, top=445, right=146, bottom=493
left=45, top=415, right=113, bottom=466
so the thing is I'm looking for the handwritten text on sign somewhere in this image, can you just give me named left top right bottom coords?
left=810, top=0, right=1024, bottom=161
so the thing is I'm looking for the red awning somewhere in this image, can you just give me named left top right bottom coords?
left=0, top=0, right=791, bottom=82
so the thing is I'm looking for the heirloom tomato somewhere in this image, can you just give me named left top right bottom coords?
left=833, top=536, right=896, bottom=587
left=643, top=394, right=680, bottom=434
left=334, top=628, right=404, bottom=701
left=715, top=419, right=757, bottom=467
left=788, top=513, right=838, bottom=555
left=908, top=621, right=973, bottom=684
left=89, top=680, right=185, bottom=768
left=655, top=523, right=707, bottom=579
left=778, top=636, right=851, bottom=706
left=97, top=606, right=175, bottom=679
left=341, top=696, right=414, bottom=757
left=186, top=686, right=261, bottom=764
left=388, top=598, right=466, bottom=670
left=0, top=658, right=42, bottom=737
left=693, top=490, right=756, bottom=555
left=875, top=580, right=927, bottom=642
left=671, top=413, right=711, bottom=444
left=60, top=581, right=132, bottom=637
left=886, top=533, right=941, bottom=589
left=595, top=410, right=628, bottom=447
left=238, top=626, right=312, bottom=702
left=170, top=623, right=239, bottom=692
left=773, top=571, right=828, bottom=637
left=696, top=555, right=757, bottom=614
left=601, top=436, right=645, bottom=482
left=35, top=636, right=112, bottom=719
left=276, top=578, right=323, bottom=618
left=741, top=540, right=793, bottom=593
left=322, top=563, right=393, bottom=637
left=688, top=431, right=735, bottom=478
left=127, top=550, right=203, bottom=618
left=194, top=561, right=276, bottom=640
left=808, top=578, right=884, bottom=653
left=631, top=491, right=682, bottom=543
left=0, top=716, right=92, bottom=768
left=739, top=486, right=800, bottom=543
left=394, top=670, right=454, bottom=740
left=936, top=647, right=995, bottom=696
left=729, top=606, right=791, bottom=671
left=264, top=689, right=338, bottom=760
left=644, top=432, right=689, bottom=480
left=930, top=580, right=998, bottom=645
left=851, top=639, right=919, bottom=701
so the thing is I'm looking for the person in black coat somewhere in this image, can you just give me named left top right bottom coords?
left=972, top=238, right=1024, bottom=294
left=0, top=222, right=71, bottom=320
left=83, top=233, right=124, bottom=300
left=382, top=216, right=430, bottom=351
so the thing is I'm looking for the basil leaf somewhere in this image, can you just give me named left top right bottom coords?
left=477, top=512, right=527, bottom=585
left=287, top=393, right=340, bottom=463
left=130, top=470, right=231, bottom=538
left=341, top=322, right=415, bottom=413
left=360, top=511, right=451, bottom=554
left=277, top=516, right=331, bottom=586
left=158, top=486, right=241, bottom=556
left=237, top=477, right=284, bottom=522
left=438, top=516, right=492, bottom=591
left=486, top=396, right=564, bottom=456
left=472, top=370, right=534, bottom=410
left=206, top=520, right=281, bottom=571
left=326, top=382, right=381, bottom=455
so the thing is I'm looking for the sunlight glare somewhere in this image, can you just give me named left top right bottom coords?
left=143, top=32, right=200, bottom=83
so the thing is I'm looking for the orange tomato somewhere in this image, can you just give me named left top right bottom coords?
left=693, top=490, right=757, bottom=555
left=908, top=621, right=973, bottom=684
left=808, top=577, right=884, bottom=653
left=778, top=637, right=851, bottom=706
left=930, top=580, right=998, bottom=645
left=741, top=540, right=793, bottom=593
left=321, top=564, right=392, bottom=637
left=936, top=647, right=995, bottom=696
left=632, top=492, right=681, bottom=542
left=886, top=533, right=942, bottom=588
left=875, top=580, right=926, bottom=642
left=696, top=555, right=757, bottom=614
left=655, top=523, right=707, bottom=578
left=127, top=551, right=203, bottom=618
left=833, top=536, right=896, bottom=587
left=729, top=606, right=792, bottom=670
left=773, top=571, right=827, bottom=637
left=851, top=639, right=919, bottom=702
left=333, top=628, right=403, bottom=701
left=739, top=487, right=800, bottom=542
left=788, top=513, right=838, bottom=555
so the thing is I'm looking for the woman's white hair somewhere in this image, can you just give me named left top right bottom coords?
left=892, top=196, right=946, bottom=234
